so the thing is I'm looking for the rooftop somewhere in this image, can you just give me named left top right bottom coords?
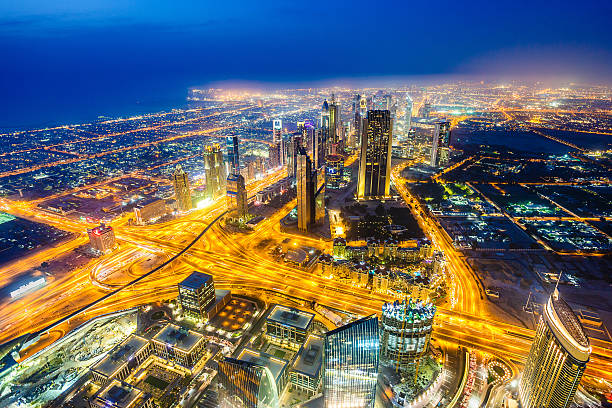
left=267, top=305, right=314, bottom=331
left=550, top=291, right=589, bottom=349
left=292, top=335, right=323, bottom=378
left=179, top=271, right=213, bottom=290
left=237, top=348, right=288, bottom=384
left=95, top=380, right=147, bottom=408
left=152, top=323, right=204, bottom=352
left=92, top=334, right=149, bottom=378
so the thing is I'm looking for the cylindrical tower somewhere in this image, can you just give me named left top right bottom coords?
left=380, top=298, right=436, bottom=373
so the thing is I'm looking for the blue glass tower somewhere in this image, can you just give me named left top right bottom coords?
left=227, top=135, right=240, bottom=175
left=323, top=315, right=380, bottom=408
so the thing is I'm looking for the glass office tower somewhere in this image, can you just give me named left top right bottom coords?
left=323, top=315, right=380, bottom=408
left=217, top=357, right=279, bottom=408
left=357, top=110, right=393, bottom=199
left=519, top=288, right=591, bottom=408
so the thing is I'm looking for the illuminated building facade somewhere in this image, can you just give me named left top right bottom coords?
left=273, top=119, right=282, bottom=144
left=265, top=304, right=314, bottom=350
left=357, top=110, right=393, bottom=199
left=329, top=95, right=340, bottom=145
left=204, top=144, right=227, bottom=198
left=150, top=323, right=207, bottom=370
left=133, top=198, right=167, bottom=225
left=89, top=380, right=154, bottom=408
left=323, top=315, right=380, bottom=408
left=172, top=164, right=192, bottom=212
left=218, top=357, right=280, bottom=408
left=404, top=94, right=413, bottom=135
left=227, top=135, right=240, bottom=175
left=380, top=299, right=436, bottom=372
left=178, top=271, right=216, bottom=320
left=87, top=223, right=115, bottom=253
left=226, top=173, right=248, bottom=219
left=297, top=148, right=317, bottom=232
left=519, top=289, right=591, bottom=408
left=325, top=154, right=344, bottom=190
left=430, top=120, right=451, bottom=167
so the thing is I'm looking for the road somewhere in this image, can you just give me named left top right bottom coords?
left=0, top=161, right=611, bottom=384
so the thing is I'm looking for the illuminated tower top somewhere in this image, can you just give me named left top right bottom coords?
left=519, top=288, right=591, bottom=408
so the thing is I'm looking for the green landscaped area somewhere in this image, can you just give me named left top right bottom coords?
left=145, top=375, right=169, bottom=390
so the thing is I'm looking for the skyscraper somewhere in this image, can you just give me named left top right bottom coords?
left=321, top=100, right=330, bottom=130
left=296, top=148, right=315, bottom=232
left=173, top=164, right=192, bottom=212
left=226, top=173, right=248, bottom=219
left=273, top=119, right=282, bottom=144
left=227, top=136, right=240, bottom=175
left=404, top=94, right=413, bottom=135
left=329, top=95, right=340, bottom=145
left=323, top=315, right=380, bottom=408
left=420, top=100, right=431, bottom=118
left=380, top=299, right=436, bottom=373
left=519, top=288, right=590, bottom=408
left=204, top=144, right=227, bottom=198
left=430, top=120, right=451, bottom=167
left=357, top=110, right=393, bottom=199
left=286, top=135, right=302, bottom=178
left=217, top=357, right=280, bottom=408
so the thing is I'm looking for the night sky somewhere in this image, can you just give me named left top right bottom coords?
left=1, top=0, right=610, bottom=129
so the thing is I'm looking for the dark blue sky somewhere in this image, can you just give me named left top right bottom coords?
left=1, top=0, right=611, bottom=129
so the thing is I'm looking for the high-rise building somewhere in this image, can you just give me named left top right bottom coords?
left=404, top=94, right=413, bottom=135
left=323, top=315, right=380, bottom=408
left=329, top=95, right=340, bottom=145
left=297, top=148, right=315, bottom=232
left=87, top=223, right=115, bottom=253
left=519, top=288, right=590, bottom=408
left=218, top=357, right=280, bottom=408
left=273, top=119, right=283, bottom=144
left=384, top=94, right=393, bottom=110
left=321, top=100, right=330, bottom=130
left=172, top=164, right=192, bottom=212
left=430, top=120, right=451, bottom=167
left=178, top=271, right=216, bottom=321
left=226, top=173, right=248, bottom=219
left=357, top=110, right=393, bottom=199
left=286, top=135, right=302, bottom=178
left=299, top=120, right=315, bottom=158
left=204, top=144, right=227, bottom=198
left=325, top=155, right=344, bottom=190
left=227, top=136, right=240, bottom=175
left=380, top=299, right=436, bottom=373
left=314, top=128, right=327, bottom=169
left=420, top=100, right=431, bottom=118
left=268, top=142, right=281, bottom=169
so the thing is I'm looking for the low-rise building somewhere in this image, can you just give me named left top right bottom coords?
left=133, top=198, right=167, bottom=225
left=151, top=323, right=207, bottom=371
left=87, top=223, right=115, bottom=254
left=265, top=305, right=314, bottom=350
left=89, top=380, right=154, bottom=408
left=290, top=334, right=323, bottom=395
left=91, top=334, right=151, bottom=386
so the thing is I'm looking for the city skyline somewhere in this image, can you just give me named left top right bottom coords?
left=0, top=1, right=611, bottom=404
